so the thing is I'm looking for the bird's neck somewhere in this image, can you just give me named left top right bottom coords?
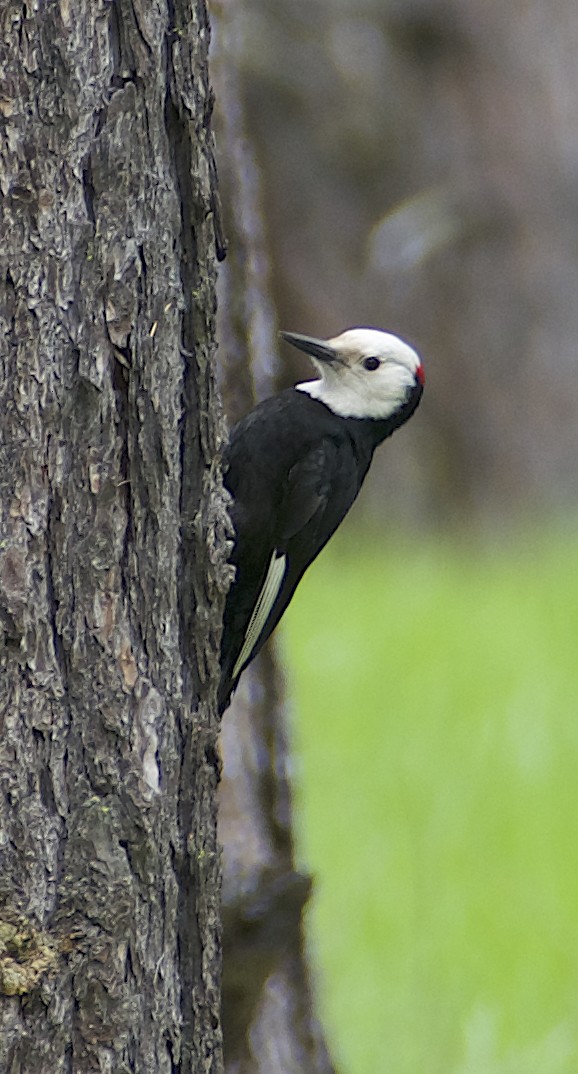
left=331, top=381, right=424, bottom=454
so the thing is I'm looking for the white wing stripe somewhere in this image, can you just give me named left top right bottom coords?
left=232, top=551, right=287, bottom=679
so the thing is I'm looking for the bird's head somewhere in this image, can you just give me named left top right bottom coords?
left=282, top=327, right=424, bottom=420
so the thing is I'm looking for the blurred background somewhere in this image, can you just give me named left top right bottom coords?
left=215, top=0, right=578, bottom=1071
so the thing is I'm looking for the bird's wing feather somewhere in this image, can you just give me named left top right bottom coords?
left=232, top=550, right=287, bottom=679
left=277, top=440, right=337, bottom=544
left=230, top=440, right=339, bottom=682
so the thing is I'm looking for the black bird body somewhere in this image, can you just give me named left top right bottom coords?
left=218, top=328, right=424, bottom=714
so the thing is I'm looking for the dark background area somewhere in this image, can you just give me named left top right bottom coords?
left=217, top=0, right=578, bottom=531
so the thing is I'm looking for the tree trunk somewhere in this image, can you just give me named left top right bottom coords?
left=212, top=9, right=336, bottom=1071
left=0, top=2, right=227, bottom=1071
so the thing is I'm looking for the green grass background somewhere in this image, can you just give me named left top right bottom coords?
left=283, top=525, right=578, bottom=1074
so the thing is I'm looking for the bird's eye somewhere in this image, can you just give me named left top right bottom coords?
left=362, top=356, right=381, bottom=371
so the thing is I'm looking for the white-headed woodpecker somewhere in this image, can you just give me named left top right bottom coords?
left=218, top=327, right=424, bottom=714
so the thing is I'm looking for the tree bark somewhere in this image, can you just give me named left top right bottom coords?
left=0, top=2, right=227, bottom=1071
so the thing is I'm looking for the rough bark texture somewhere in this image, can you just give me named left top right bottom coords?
left=212, top=8, right=336, bottom=1071
left=0, top=2, right=228, bottom=1071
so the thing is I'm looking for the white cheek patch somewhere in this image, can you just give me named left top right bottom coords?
left=296, top=366, right=413, bottom=420
left=232, top=550, right=287, bottom=679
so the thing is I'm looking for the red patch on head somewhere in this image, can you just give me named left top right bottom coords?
left=416, top=364, right=425, bottom=386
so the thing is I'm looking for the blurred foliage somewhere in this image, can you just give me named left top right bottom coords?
left=284, top=524, right=578, bottom=1074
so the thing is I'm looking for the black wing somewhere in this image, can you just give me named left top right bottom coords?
left=219, top=434, right=359, bottom=712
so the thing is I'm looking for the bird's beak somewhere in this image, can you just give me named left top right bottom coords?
left=280, top=331, right=344, bottom=367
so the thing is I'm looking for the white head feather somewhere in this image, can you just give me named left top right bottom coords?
left=294, top=327, right=423, bottom=420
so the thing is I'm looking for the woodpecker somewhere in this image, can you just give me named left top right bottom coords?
left=218, top=327, right=424, bottom=714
